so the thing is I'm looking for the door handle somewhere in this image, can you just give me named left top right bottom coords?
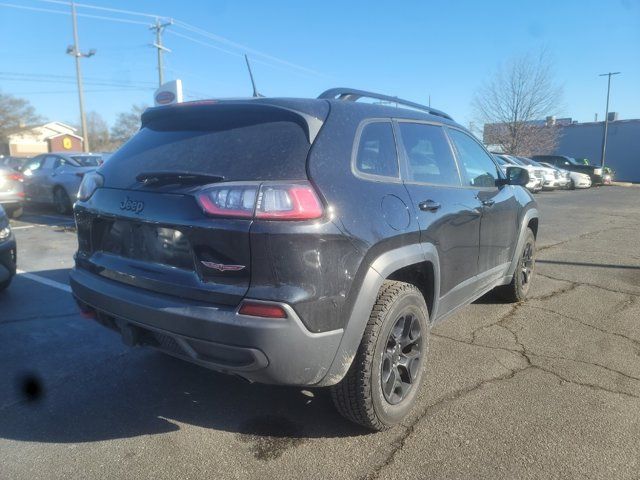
left=418, top=200, right=441, bottom=212
left=481, top=199, right=495, bottom=207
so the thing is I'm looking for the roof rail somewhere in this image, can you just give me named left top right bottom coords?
left=318, top=88, right=453, bottom=120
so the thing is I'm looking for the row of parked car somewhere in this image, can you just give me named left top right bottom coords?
left=492, top=154, right=602, bottom=193
left=0, top=152, right=106, bottom=218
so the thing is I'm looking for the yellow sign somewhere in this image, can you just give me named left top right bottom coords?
left=62, top=137, right=72, bottom=150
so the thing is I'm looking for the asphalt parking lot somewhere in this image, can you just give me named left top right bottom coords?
left=1, top=187, right=639, bottom=480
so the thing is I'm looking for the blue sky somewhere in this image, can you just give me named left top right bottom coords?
left=1, top=0, right=638, bottom=129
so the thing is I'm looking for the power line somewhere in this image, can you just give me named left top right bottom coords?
left=172, top=20, right=325, bottom=77
left=3, top=1, right=326, bottom=78
left=0, top=2, right=149, bottom=25
left=35, top=0, right=162, bottom=19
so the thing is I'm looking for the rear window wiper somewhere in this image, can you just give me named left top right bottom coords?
left=136, top=171, right=225, bottom=187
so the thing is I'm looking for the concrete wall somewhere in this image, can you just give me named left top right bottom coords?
left=555, top=120, right=640, bottom=182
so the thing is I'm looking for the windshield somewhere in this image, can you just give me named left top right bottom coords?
left=71, top=155, right=102, bottom=167
left=507, top=157, right=527, bottom=166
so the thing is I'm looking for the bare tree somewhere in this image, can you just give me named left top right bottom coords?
left=0, top=91, right=42, bottom=155
left=110, top=104, right=148, bottom=148
left=473, top=50, right=563, bottom=156
left=85, top=111, right=112, bottom=152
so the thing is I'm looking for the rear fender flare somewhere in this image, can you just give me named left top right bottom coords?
left=317, top=242, right=440, bottom=386
left=506, top=207, right=539, bottom=278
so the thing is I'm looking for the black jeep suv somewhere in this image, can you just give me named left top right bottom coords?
left=70, top=88, right=538, bottom=430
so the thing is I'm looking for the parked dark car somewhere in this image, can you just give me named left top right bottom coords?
left=22, top=152, right=102, bottom=214
left=0, top=205, right=17, bottom=292
left=70, top=89, right=539, bottom=430
left=532, top=155, right=603, bottom=184
left=0, top=166, right=25, bottom=218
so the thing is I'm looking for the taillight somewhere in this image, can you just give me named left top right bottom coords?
left=7, top=173, right=23, bottom=182
left=196, top=181, right=323, bottom=221
left=238, top=301, right=287, bottom=318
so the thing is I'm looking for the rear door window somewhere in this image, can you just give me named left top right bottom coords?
left=397, top=122, right=461, bottom=186
left=354, top=121, right=399, bottom=179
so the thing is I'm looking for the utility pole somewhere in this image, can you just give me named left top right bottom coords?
left=66, top=1, right=95, bottom=153
left=151, top=18, right=173, bottom=87
left=598, top=71, right=621, bottom=168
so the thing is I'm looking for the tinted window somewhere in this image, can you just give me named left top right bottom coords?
left=101, top=114, right=311, bottom=187
left=355, top=122, right=399, bottom=178
left=42, top=156, right=59, bottom=170
left=448, top=129, right=500, bottom=188
left=71, top=155, right=101, bottom=167
left=398, top=123, right=460, bottom=186
left=23, top=157, right=43, bottom=172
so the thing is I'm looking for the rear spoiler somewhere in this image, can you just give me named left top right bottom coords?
left=141, top=100, right=325, bottom=144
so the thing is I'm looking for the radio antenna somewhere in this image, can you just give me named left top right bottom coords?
left=244, top=54, right=263, bottom=98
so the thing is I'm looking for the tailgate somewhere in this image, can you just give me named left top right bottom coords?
left=75, top=187, right=252, bottom=305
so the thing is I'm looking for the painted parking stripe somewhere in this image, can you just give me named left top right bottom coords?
left=10, top=225, right=34, bottom=230
left=16, top=269, right=71, bottom=293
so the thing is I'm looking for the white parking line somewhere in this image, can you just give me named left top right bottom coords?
left=16, top=269, right=72, bottom=293
left=10, top=225, right=34, bottom=230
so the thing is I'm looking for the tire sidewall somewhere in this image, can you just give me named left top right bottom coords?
left=370, top=291, right=429, bottom=426
left=515, top=229, right=536, bottom=299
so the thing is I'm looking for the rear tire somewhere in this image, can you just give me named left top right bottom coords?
left=331, top=281, right=429, bottom=431
left=53, top=187, right=72, bottom=215
left=496, top=228, right=536, bottom=302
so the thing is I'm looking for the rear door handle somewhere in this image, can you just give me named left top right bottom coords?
left=418, top=200, right=441, bottom=212
left=481, top=199, right=495, bottom=207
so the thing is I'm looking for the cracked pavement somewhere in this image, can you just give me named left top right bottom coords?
left=1, top=187, right=639, bottom=479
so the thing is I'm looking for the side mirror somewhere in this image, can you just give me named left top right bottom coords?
left=498, top=166, right=529, bottom=187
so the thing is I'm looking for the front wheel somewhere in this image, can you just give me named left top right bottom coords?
left=331, top=281, right=429, bottom=431
left=0, top=277, right=12, bottom=292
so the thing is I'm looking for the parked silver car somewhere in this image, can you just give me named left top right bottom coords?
left=22, top=153, right=101, bottom=214
left=0, top=166, right=25, bottom=218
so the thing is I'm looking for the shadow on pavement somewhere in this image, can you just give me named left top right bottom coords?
left=0, top=338, right=369, bottom=448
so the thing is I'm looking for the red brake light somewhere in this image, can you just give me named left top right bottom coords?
left=238, top=302, right=287, bottom=318
left=256, top=184, right=323, bottom=220
left=7, top=173, right=23, bottom=182
left=196, top=181, right=324, bottom=221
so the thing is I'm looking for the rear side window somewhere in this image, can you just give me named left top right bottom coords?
left=447, top=129, right=500, bottom=188
left=398, top=123, right=460, bottom=186
left=354, top=122, right=399, bottom=178
left=100, top=112, right=312, bottom=187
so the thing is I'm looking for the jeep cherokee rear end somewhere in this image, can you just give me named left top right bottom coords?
left=71, top=91, right=538, bottom=430
left=70, top=98, right=366, bottom=385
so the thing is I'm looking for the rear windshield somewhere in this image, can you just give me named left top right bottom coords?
left=100, top=113, right=311, bottom=186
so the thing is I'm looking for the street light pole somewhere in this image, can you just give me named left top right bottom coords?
left=598, top=71, right=621, bottom=169
left=67, top=1, right=95, bottom=153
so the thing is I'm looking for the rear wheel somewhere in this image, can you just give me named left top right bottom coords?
left=331, top=281, right=429, bottom=431
left=53, top=187, right=72, bottom=215
left=8, top=206, right=23, bottom=219
left=496, top=227, right=536, bottom=302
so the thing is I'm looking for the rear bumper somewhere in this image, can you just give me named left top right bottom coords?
left=69, top=267, right=344, bottom=386
left=0, top=237, right=17, bottom=283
